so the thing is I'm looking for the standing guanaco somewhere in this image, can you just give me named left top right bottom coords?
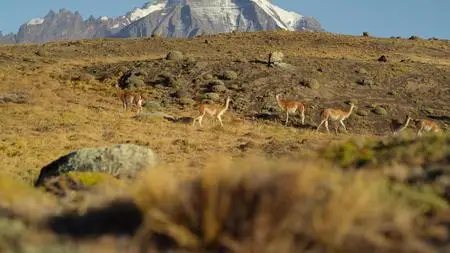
left=390, top=115, right=412, bottom=136
left=275, top=94, right=305, bottom=125
left=193, top=96, right=232, bottom=127
left=115, top=84, right=143, bottom=114
left=415, top=119, right=442, bottom=136
left=316, top=102, right=356, bottom=134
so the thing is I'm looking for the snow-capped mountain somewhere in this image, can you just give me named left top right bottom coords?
left=0, top=0, right=323, bottom=44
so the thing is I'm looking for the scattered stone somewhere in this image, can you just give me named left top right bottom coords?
left=357, top=110, right=369, bottom=117
left=356, top=68, right=369, bottom=74
left=0, top=92, right=28, bottom=104
left=356, top=78, right=375, bottom=86
left=220, top=70, right=238, bottom=80
left=166, top=51, right=184, bottom=61
left=35, top=48, right=48, bottom=57
left=378, top=55, right=388, bottom=62
left=301, top=78, right=320, bottom=89
left=35, top=144, right=157, bottom=187
left=268, top=51, right=284, bottom=67
left=372, top=107, right=388, bottom=116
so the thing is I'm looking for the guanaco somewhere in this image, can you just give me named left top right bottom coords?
left=115, top=84, right=143, bottom=114
left=193, top=97, right=231, bottom=127
left=415, top=119, right=441, bottom=136
left=275, top=94, right=305, bottom=125
left=390, top=115, right=412, bottom=136
left=316, top=102, right=356, bottom=134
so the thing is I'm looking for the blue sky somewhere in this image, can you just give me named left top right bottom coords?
left=1, top=0, right=449, bottom=39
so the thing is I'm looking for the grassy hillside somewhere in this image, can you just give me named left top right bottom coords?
left=0, top=31, right=449, bottom=252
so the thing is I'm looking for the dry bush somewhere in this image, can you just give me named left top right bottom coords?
left=131, top=157, right=433, bottom=253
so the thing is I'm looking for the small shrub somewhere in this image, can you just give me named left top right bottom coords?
left=300, top=78, right=320, bottom=89
left=362, top=32, right=370, bottom=37
left=220, top=70, right=238, bottom=80
left=166, top=51, right=184, bottom=61
left=409, top=35, right=421, bottom=40
left=372, top=106, right=388, bottom=116
left=202, top=92, right=220, bottom=101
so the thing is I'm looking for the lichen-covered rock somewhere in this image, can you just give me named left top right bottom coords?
left=268, top=51, right=284, bottom=67
left=35, top=144, right=157, bottom=187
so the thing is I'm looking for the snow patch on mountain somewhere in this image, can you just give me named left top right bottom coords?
left=127, top=2, right=166, bottom=22
left=250, top=0, right=302, bottom=30
left=190, top=1, right=243, bottom=31
left=27, top=18, right=45, bottom=26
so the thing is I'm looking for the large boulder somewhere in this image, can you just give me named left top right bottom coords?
left=35, top=144, right=157, bottom=187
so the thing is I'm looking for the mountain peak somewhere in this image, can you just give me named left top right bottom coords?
left=0, top=0, right=323, bottom=44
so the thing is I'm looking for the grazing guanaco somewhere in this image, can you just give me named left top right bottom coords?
left=275, top=94, right=305, bottom=125
left=390, top=115, right=412, bottom=136
left=115, top=84, right=143, bottom=114
left=415, top=119, right=442, bottom=136
left=193, top=96, right=232, bottom=127
left=316, top=102, right=356, bottom=134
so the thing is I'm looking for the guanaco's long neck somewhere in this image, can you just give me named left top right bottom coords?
left=400, top=117, right=411, bottom=130
left=276, top=95, right=284, bottom=109
left=404, top=117, right=411, bottom=127
left=345, top=105, right=355, bottom=118
left=223, top=99, right=230, bottom=111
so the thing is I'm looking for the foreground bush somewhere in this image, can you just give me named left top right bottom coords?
left=131, top=158, right=434, bottom=253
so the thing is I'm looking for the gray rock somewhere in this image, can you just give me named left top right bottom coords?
left=268, top=51, right=284, bottom=67
left=166, top=51, right=184, bottom=61
left=35, top=144, right=157, bottom=186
